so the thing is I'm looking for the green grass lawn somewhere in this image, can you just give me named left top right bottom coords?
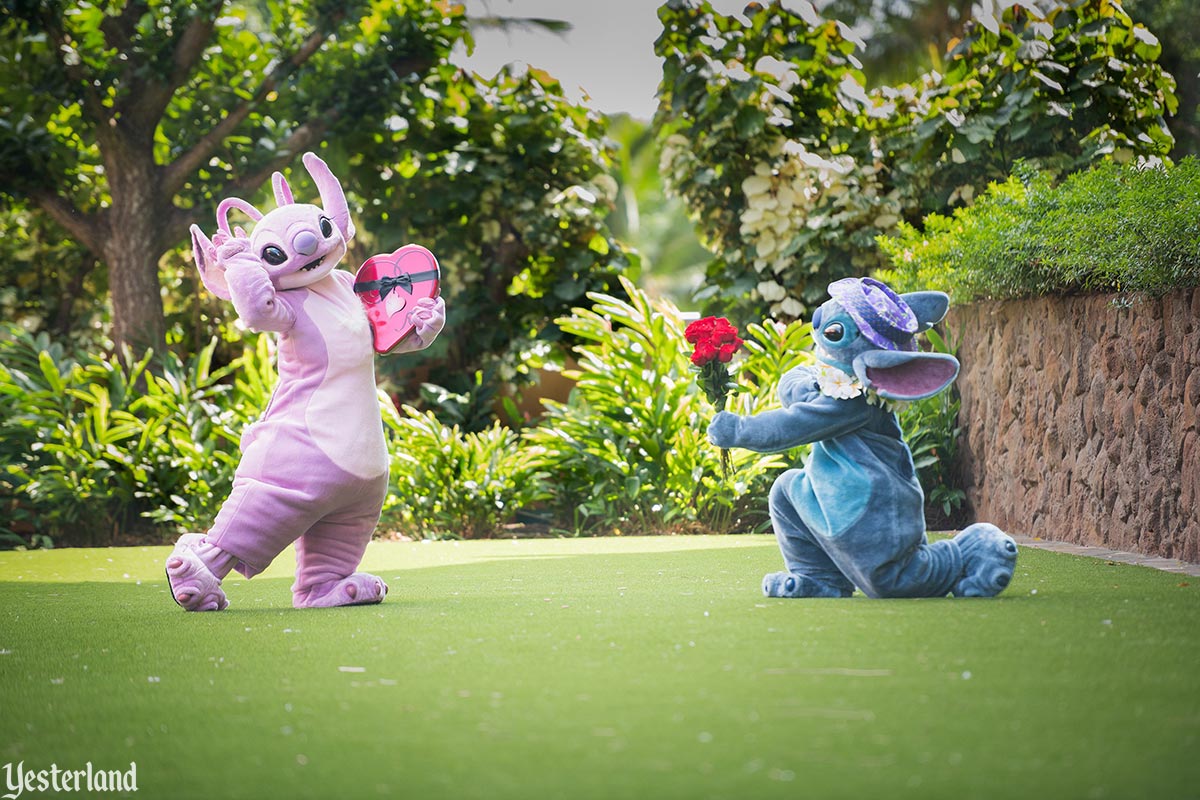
left=1, top=535, right=1197, bottom=800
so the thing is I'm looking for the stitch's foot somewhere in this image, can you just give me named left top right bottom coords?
left=293, top=572, right=388, bottom=609
left=165, top=534, right=229, bottom=612
left=762, top=571, right=852, bottom=598
left=952, top=523, right=1018, bottom=597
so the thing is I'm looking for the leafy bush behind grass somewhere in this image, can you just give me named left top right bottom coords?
left=1, top=277, right=961, bottom=545
left=380, top=405, right=551, bottom=540
left=0, top=332, right=271, bottom=546
left=877, top=158, right=1200, bottom=301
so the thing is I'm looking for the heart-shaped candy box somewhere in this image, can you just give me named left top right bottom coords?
left=352, top=245, right=441, bottom=354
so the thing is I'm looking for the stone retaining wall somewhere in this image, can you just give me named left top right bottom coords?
left=949, top=288, right=1200, bottom=563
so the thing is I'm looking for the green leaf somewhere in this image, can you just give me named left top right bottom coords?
left=734, top=106, right=767, bottom=138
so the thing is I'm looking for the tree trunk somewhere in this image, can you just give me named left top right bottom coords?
left=103, top=144, right=168, bottom=357
left=106, top=237, right=167, bottom=357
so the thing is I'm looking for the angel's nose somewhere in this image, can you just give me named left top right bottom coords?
left=293, top=230, right=319, bottom=256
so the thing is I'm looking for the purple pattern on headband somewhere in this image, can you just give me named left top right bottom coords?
left=827, top=277, right=918, bottom=351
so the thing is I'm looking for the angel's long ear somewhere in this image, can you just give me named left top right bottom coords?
left=302, top=151, right=354, bottom=241
left=190, top=225, right=231, bottom=301
left=272, top=172, right=294, bottom=206
left=216, top=197, right=263, bottom=236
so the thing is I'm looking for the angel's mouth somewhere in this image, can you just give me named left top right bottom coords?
left=299, top=256, right=324, bottom=272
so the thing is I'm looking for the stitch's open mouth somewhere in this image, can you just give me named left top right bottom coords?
left=299, top=256, right=324, bottom=272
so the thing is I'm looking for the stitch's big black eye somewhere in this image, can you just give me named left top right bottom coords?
left=262, top=245, right=287, bottom=265
left=822, top=322, right=845, bottom=343
left=319, top=216, right=334, bottom=237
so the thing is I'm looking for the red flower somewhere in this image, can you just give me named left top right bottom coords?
left=717, top=340, right=742, bottom=363
left=684, top=316, right=743, bottom=477
left=690, top=340, right=718, bottom=366
left=685, top=317, right=716, bottom=344
left=687, top=316, right=743, bottom=366
left=711, top=319, right=739, bottom=345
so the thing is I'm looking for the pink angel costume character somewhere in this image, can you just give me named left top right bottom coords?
left=166, top=152, right=444, bottom=611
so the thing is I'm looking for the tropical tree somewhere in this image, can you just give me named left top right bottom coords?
left=0, top=0, right=469, bottom=355
left=821, top=0, right=1199, bottom=153
left=343, top=63, right=636, bottom=420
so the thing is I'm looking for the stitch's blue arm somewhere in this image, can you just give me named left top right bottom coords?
left=707, top=366, right=873, bottom=453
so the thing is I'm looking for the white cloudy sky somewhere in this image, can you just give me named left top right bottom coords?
left=453, top=0, right=748, bottom=119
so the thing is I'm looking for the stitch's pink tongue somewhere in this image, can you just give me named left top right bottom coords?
left=866, top=358, right=958, bottom=399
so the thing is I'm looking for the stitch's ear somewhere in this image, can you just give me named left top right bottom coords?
left=901, top=291, right=950, bottom=332
left=190, top=225, right=231, bottom=301
left=852, top=349, right=959, bottom=401
left=302, top=151, right=354, bottom=241
left=272, top=172, right=294, bottom=206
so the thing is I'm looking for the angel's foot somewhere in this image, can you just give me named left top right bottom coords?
left=165, top=533, right=232, bottom=612
left=293, top=572, right=388, bottom=609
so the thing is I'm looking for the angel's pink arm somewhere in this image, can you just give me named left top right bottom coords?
left=217, top=235, right=297, bottom=333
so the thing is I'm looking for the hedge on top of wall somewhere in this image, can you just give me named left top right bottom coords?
left=877, top=157, right=1200, bottom=302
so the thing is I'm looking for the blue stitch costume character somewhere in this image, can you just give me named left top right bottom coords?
left=708, top=278, right=1017, bottom=598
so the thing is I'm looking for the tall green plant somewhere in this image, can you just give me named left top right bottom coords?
left=526, top=276, right=811, bottom=535
left=896, top=327, right=965, bottom=525
left=137, top=334, right=277, bottom=533
left=0, top=329, right=276, bottom=546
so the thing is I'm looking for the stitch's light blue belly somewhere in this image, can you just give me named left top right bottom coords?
left=789, top=434, right=922, bottom=538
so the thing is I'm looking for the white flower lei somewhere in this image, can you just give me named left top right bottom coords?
left=814, top=363, right=863, bottom=399
left=814, top=364, right=907, bottom=413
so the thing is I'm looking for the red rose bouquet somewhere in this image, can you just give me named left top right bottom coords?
left=685, top=316, right=744, bottom=475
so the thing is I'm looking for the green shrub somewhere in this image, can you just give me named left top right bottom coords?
left=0, top=329, right=273, bottom=547
left=525, top=277, right=811, bottom=535
left=380, top=404, right=551, bottom=540
left=136, top=335, right=276, bottom=534
left=877, top=157, right=1200, bottom=301
left=896, top=328, right=966, bottom=526
left=654, top=0, right=1177, bottom=318
left=1, top=285, right=965, bottom=544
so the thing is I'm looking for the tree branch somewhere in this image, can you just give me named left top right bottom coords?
left=99, top=0, right=148, bottom=53
left=28, top=187, right=104, bottom=255
left=159, top=117, right=333, bottom=248
left=160, top=24, right=337, bottom=197
left=126, top=6, right=224, bottom=131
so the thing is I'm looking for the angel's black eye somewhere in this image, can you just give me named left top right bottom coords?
left=822, top=322, right=845, bottom=343
left=262, top=245, right=287, bottom=265
left=319, top=216, right=334, bottom=237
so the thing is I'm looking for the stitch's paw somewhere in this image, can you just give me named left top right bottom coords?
left=294, top=572, right=388, bottom=609
left=165, top=533, right=228, bottom=612
left=762, top=571, right=852, bottom=598
left=952, top=523, right=1018, bottom=597
left=707, top=411, right=740, bottom=449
